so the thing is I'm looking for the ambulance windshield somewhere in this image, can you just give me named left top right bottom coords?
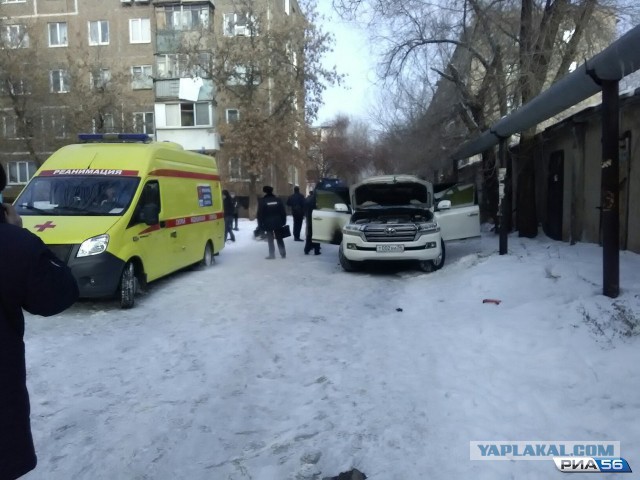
left=15, top=176, right=141, bottom=216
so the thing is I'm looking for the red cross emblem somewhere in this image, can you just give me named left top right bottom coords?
left=34, top=221, right=57, bottom=232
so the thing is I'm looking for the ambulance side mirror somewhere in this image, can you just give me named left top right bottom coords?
left=140, top=203, right=159, bottom=225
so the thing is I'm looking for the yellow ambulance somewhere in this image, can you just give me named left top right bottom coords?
left=13, top=133, right=225, bottom=308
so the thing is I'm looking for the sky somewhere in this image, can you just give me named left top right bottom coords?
left=20, top=218, right=640, bottom=480
left=315, top=3, right=377, bottom=126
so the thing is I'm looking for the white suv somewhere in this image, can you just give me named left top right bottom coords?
left=311, top=175, right=481, bottom=272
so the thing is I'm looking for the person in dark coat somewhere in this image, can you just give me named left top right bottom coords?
left=0, top=164, right=79, bottom=480
left=231, top=192, right=239, bottom=231
left=286, top=186, right=305, bottom=241
left=257, top=185, right=287, bottom=259
left=222, top=189, right=235, bottom=242
left=304, top=190, right=321, bottom=255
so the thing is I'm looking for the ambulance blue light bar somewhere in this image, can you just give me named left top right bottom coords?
left=78, top=133, right=152, bottom=143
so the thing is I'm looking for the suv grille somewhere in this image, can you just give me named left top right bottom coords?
left=364, top=225, right=417, bottom=243
left=47, top=244, right=74, bottom=264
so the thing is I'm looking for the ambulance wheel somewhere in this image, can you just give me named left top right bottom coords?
left=120, top=262, right=137, bottom=309
left=200, top=242, right=214, bottom=267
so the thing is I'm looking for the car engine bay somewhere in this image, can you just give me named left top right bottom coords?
left=351, top=208, right=434, bottom=225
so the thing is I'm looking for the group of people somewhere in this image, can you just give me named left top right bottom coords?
left=1, top=160, right=326, bottom=479
left=287, top=186, right=321, bottom=256
left=228, top=185, right=321, bottom=260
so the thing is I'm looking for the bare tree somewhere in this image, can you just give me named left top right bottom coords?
left=333, top=0, right=628, bottom=233
left=0, top=17, right=142, bottom=169
left=309, top=114, right=374, bottom=184
left=183, top=0, right=341, bottom=216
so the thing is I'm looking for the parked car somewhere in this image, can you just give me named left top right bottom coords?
left=311, top=174, right=480, bottom=272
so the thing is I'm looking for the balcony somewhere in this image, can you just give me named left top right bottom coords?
left=153, top=0, right=214, bottom=5
left=155, top=128, right=221, bottom=152
left=154, top=78, right=215, bottom=101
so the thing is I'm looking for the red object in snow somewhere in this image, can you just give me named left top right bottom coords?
left=482, top=299, right=501, bottom=305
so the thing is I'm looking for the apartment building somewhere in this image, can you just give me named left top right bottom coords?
left=0, top=0, right=306, bottom=204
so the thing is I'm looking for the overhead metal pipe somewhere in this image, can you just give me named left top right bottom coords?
left=452, top=23, right=640, bottom=160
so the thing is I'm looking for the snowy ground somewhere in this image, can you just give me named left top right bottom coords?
left=22, top=218, right=640, bottom=480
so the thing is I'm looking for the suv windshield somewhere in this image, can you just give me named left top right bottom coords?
left=15, top=176, right=140, bottom=216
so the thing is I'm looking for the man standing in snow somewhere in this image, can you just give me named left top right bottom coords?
left=222, top=189, right=235, bottom=243
left=0, top=164, right=79, bottom=479
left=304, top=190, right=321, bottom=255
left=231, top=192, right=240, bottom=231
left=286, top=186, right=305, bottom=242
left=257, top=185, right=287, bottom=259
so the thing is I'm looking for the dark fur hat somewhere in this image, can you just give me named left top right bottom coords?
left=262, top=185, right=273, bottom=194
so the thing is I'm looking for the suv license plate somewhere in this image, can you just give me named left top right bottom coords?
left=376, top=244, right=404, bottom=253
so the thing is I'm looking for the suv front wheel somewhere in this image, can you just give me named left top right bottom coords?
left=339, top=244, right=361, bottom=272
left=431, top=239, right=446, bottom=270
left=418, top=239, right=446, bottom=272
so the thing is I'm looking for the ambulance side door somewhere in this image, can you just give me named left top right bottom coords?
left=128, top=180, right=173, bottom=281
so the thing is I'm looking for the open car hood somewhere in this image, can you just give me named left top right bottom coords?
left=350, top=175, right=433, bottom=210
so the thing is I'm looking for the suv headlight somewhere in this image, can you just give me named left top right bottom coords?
left=417, top=222, right=440, bottom=234
left=77, top=234, right=110, bottom=257
left=343, top=223, right=365, bottom=238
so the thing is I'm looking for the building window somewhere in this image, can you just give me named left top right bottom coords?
left=89, top=20, right=109, bottom=46
left=228, top=158, right=248, bottom=181
left=131, top=65, right=153, bottom=89
left=48, top=22, right=68, bottom=47
left=1, top=112, right=17, bottom=138
left=226, top=64, right=261, bottom=86
left=133, top=112, right=154, bottom=134
left=7, top=161, right=36, bottom=184
left=163, top=5, right=210, bottom=31
left=0, top=79, right=29, bottom=96
left=93, top=113, right=115, bottom=133
left=156, top=54, right=181, bottom=78
left=44, top=107, right=68, bottom=139
left=223, top=13, right=256, bottom=37
left=226, top=109, right=239, bottom=123
left=129, top=18, right=151, bottom=44
left=49, top=70, right=70, bottom=93
left=288, top=165, right=298, bottom=186
left=90, top=69, right=111, bottom=90
left=165, top=102, right=210, bottom=127
left=2, top=25, right=29, bottom=48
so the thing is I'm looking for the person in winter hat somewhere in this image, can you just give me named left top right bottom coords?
left=0, top=163, right=79, bottom=479
left=257, top=185, right=287, bottom=259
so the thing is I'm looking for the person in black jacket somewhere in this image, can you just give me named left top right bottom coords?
left=0, top=164, right=79, bottom=480
left=222, top=189, right=235, bottom=242
left=231, top=192, right=240, bottom=231
left=304, top=190, right=321, bottom=255
left=286, top=186, right=305, bottom=241
left=257, top=185, right=287, bottom=259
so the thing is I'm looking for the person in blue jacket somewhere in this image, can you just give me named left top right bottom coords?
left=0, top=164, right=79, bottom=480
